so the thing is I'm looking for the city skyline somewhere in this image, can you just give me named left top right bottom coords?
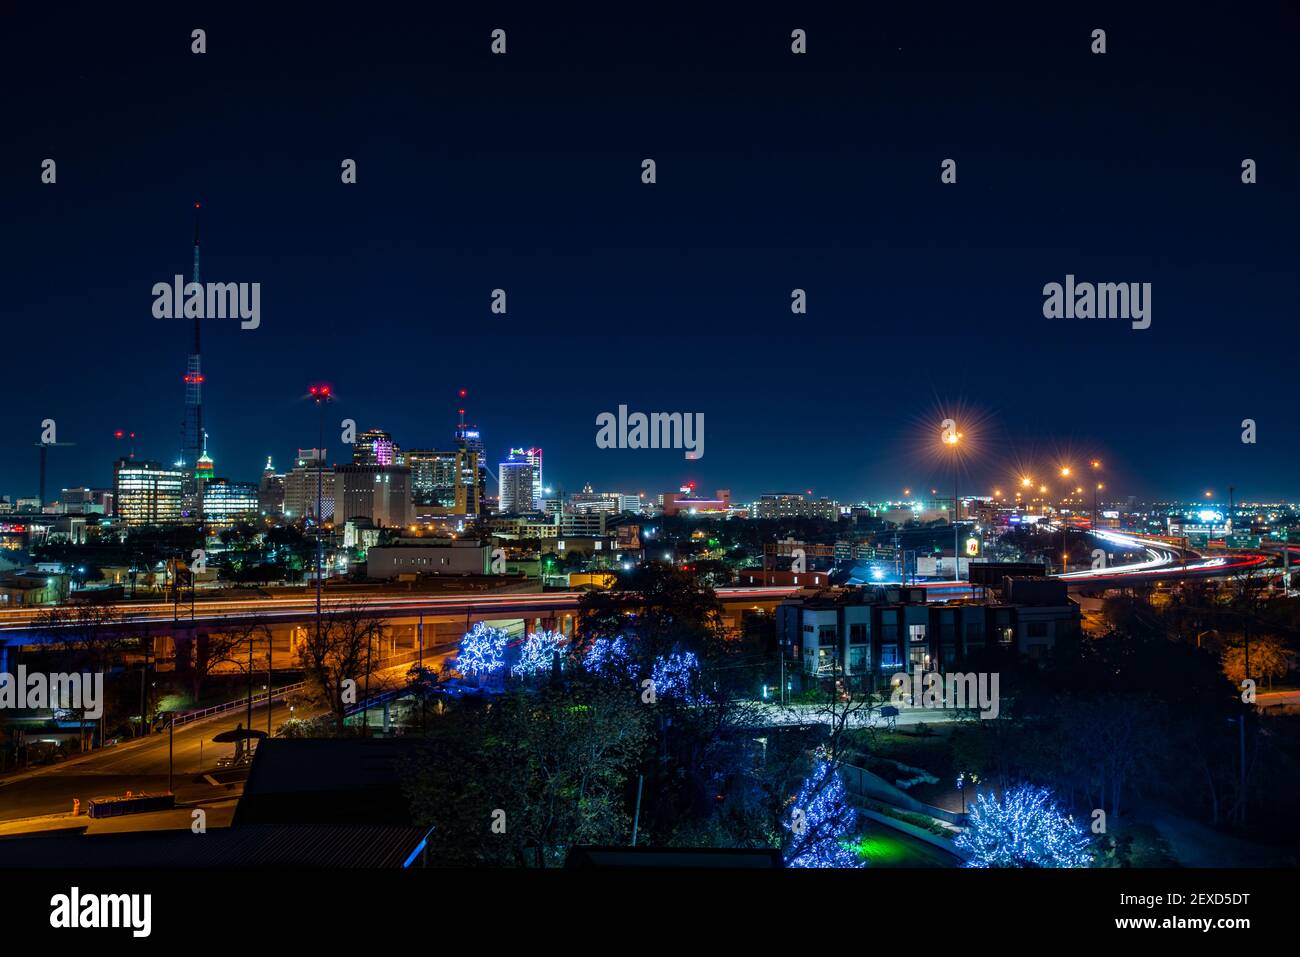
left=3, top=7, right=1297, bottom=503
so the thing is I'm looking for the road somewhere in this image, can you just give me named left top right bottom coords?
left=0, top=585, right=800, bottom=635
left=0, top=657, right=426, bottom=825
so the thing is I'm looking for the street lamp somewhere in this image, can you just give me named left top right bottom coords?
left=1057, top=468, right=1073, bottom=573
left=942, top=422, right=962, bottom=582
left=308, top=384, right=332, bottom=646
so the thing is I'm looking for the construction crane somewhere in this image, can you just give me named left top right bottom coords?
left=33, top=439, right=77, bottom=509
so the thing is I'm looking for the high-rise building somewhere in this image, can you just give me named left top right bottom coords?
left=456, top=425, right=486, bottom=515
left=259, top=457, right=285, bottom=518
left=454, top=448, right=480, bottom=516
left=354, top=428, right=400, bottom=466
left=455, top=396, right=487, bottom=516
left=498, top=451, right=537, bottom=514
left=114, top=459, right=186, bottom=527
left=525, top=447, right=543, bottom=510
left=283, top=449, right=336, bottom=524
left=203, top=479, right=260, bottom=529
left=335, top=464, right=412, bottom=528
left=407, top=449, right=460, bottom=507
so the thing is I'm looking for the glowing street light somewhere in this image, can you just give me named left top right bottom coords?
left=941, top=420, right=963, bottom=582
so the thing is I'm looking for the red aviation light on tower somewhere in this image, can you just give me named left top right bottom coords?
left=309, top=384, right=332, bottom=400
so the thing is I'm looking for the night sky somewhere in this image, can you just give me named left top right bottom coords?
left=2, top=4, right=1297, bottom=504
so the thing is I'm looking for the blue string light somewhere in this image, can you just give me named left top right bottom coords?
left=956, top=785, right=1093, bottom=868
left=783, top=758, right=862, bottom=868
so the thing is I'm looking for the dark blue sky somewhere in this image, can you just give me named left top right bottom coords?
left=2, top=3, right=1297, bottom=504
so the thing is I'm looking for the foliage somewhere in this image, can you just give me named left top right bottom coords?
left=955, top=785, right=1092, bottom=868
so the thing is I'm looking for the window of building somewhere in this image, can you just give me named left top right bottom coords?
left=1026, top=621, right=1048, bottom=638
left=849, top=623, right=867, bottom=644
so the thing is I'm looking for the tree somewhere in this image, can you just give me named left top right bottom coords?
left=296, top=602, right=387, bottom=733
left=510, top=630, right=570, bottom=680
left=783, top=756, right=862, bottom=868
left=403, top=684, right=650, bottom=866
left=955, top=785, right=1092, bottom=868
left=190, top=617, right=268, bottom=703
left=452, top=622, right=509, bottom=684
left=1222, top=633, right=1289, bottom=689
left=577, top=561, right=727, bottom=672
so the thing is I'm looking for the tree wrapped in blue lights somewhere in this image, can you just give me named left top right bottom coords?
left=956, top=784, right=1093, bottom=868
left=511, top=630, right=569, bottom=679
left=651, top=650, right=701, bottom=702
left=583, top=635, right=633, bottom=677
left=453, top=622, right=508, bottom=680
left=783, top=758, right=862, bottom=868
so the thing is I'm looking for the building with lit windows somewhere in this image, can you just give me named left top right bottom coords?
left=283, top=449, right=336, bottom=523
left=753, top=492, right=839, bottom=521
left=354, top=428, right=401, bottom=466
left=661, top=486, right=731, bottom=517
left=203, top=478, right=260, bottom=529
left=498, top=451, right=538, bottom=514
left=259, top=457, right=285, bottom=518
left=406, top=449, right=460, bottom=507
left=455, top=422, right=487, bottom=516
left=113, top=459, right=186, bottom=527
left=776, top=579, right=1079, bottom=689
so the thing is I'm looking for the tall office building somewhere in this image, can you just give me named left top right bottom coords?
left=525, top=447, right=543, bottom=510
left=202, top=479, right=260, bottom=529
left=283, top=449, right=336, bottom=523
left=335, top=464, right=412, bottom=528
left=498, top=451, right=537, bottom=514
left=455, top=421, right=486, bottom=516
left=454, top=448, right=480, bottom=516
left=407, top=449, right=460, bottom=507
left=354, top=428, right=400, bottom=466
left=114, top=459, right=186, bottom=527
left=259, top=457, right=285, bottom=518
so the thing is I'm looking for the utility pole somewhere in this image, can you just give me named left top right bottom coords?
left=139, top=639, right=151, bottom=737
left=246, top=637, right=254, bottom=743
left=168, top=716, right=174, bottom=793
left=631, top=774, right=644, bottom=847
left=953, top=472, right=960, bottom=583
left=309, top=385, right=332, bottom=662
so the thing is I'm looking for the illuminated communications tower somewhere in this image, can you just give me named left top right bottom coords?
left=180, top=202, right=205, bottom=514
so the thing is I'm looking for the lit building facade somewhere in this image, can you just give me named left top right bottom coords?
left=283, top=449, right=336, bottom=523
left=354, top=428, right=400, bottom=466
left=498, top=451, right=538, bottom=514
left=336, top=464, right=412, bottom=528
left=203, top=478, right=260, bottom=528
left=113, top=459, right=185, bottom=527
left=407, top=449, right=460, bottom=507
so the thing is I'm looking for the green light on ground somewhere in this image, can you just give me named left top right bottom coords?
left=852, top=833, right=912, bottom=866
